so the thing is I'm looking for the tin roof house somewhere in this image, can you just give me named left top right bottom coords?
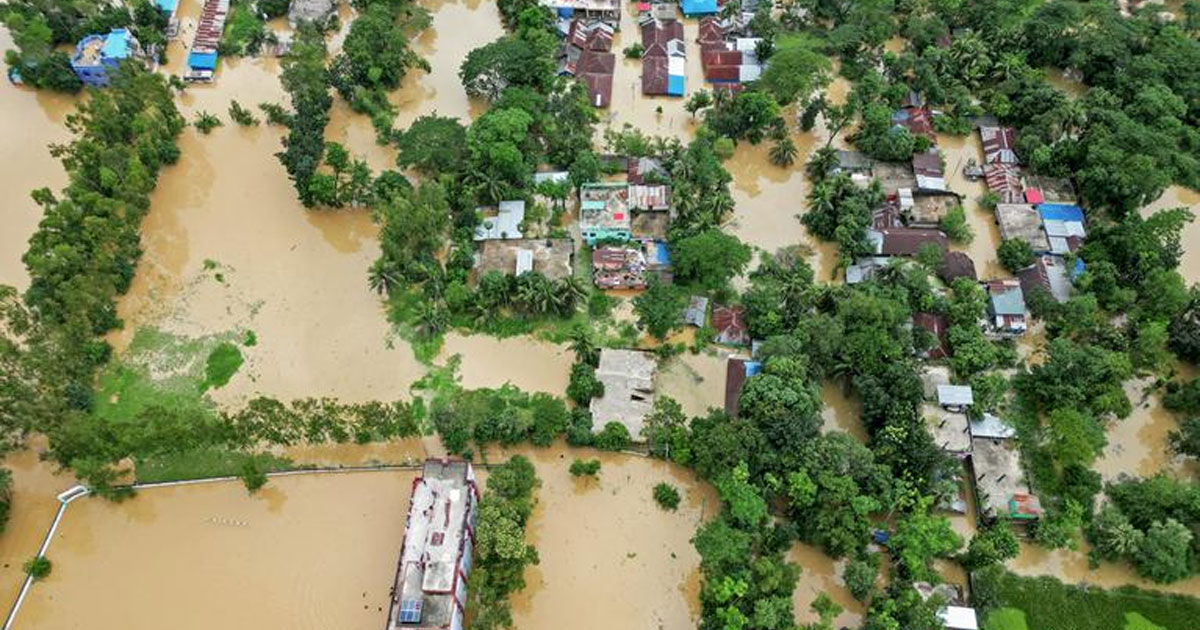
left=71, top=28, right=142, bottom=87
left=540, top=0, right=621, bottom=22
left=186, top=0, right=230, bottom=81
left=474, top=201, right=525, bottom=241
left=641, top=19, right=686, bottom=96
left=979, top=126, right=1019, bottom=165
left=985, top=279, right=1027, bottom=336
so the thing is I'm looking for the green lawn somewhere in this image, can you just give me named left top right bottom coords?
left=976, top=569, right=1200, bottom=630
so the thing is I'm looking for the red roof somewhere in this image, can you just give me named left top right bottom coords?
left=705, top=64, right=740, bottom=82
left=712, top=305, right=749, bottom=346
left=879, top=228, right=948, bottom=256
left=642, top=56, right=669, bottom=95
left=725, top=358, right=749, bottom=417
left=578, top=49, right=615, bottom=75
left=1024, top=187, right=1044, bottom=204
left=913, top=312, right=949, bottom=359
left=581, top=72, right=613, bottom=108
left=702, top=49, right=741, bottom=68
left=984, top=163, right=1023, bottom=203
left=641, top=19, right=684, bottom=48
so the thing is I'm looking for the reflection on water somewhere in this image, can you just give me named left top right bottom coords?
left=0, top=437, right=76, bottom=608
left=821, top=380, right=866, bottom=442
left=790, top=542, right=865, bottom=629
left=0, top=28, right=76, bottom=290
left=18, top=471, right=416, bottom=630
left=504, top=446, right=716, bottom=630
left=1142, top=185, right=1200, bottom=285
left=15, top=446, right=716, bottom=630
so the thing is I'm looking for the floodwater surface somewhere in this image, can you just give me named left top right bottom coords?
left=938, top=133, right=1004, bottom=280
left=657, top=351, right=730, bottom=418
left=0, top=28, right=74, bottom=290
left=0, top=437, right=76, bottom=609
left=1142, top=185, right=1200, bottom=285
left=438, top=333, right=573, bottom=395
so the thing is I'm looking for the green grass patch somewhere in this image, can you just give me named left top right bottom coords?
left=976, top=569, right=1200, bottom=630
left=985, top=608, right=1028, bottom=630
left=221, top=2, right=264, bottom=55
left=203, top=342, right=244, bottom=391
left=1125, top=613, right=1165, bottom=630
left=135, top=448, right=294, bottom=483
left=93, top=328, right=236, bottom=423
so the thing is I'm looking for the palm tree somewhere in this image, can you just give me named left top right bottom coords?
left=416, top=302, right=448, bottom=338
left=569, top=325, right=600, bottom=366
left=769, top=137, right=798, bottom=167
left=806, top=146, right=839, bottom=181
left=558, top=276, right=588, bottom=309
left=367, top=259, right=401, bottom=295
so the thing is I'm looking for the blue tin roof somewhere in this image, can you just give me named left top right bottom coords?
left=1038, top=203, right=1085, bottom=223
left=102, top=29, right=132, bottom=59
left=188, top=51, right=219, bottom=70
left=681, top=0, right=718, bottom=15
left=667, top=74, right=685, bottom=96
left=651, top=240, right=671, bottom=265
left=155, top=0, right=179, bottom=12
left=744, top=361, right=762, bottom=377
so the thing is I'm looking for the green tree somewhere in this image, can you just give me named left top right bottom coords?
left=1043, top=408, right=1106, bottom=470
left=1134, top=519, right=1195, bottom=584
left=1088, top=504, right=1145, bottom=564
left=23, top=555, right=51, bottom=580
left=997, top=239, right=1035, bottom=273
left=568, top=458, right=601, bottom=477
left=756, top=34, right=831, bottom=105
left=654, top=482, right=681, bottom=510
left=594, top=421, right=631, bottom=451
left=566, top=361, right=604, bottom=405
left=633, top=280, right=687, bottom=340
left=670, top=230, right=752, bottom=291
left=960, top=521, right=1020, bottom=570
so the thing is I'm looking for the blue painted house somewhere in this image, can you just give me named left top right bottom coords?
left=71, top=28, right=140, bottom=87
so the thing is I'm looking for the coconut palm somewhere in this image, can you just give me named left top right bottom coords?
left=415, top=301, right=448, bottom=338
left=569, top=325, right=600, bottom=366
left=806, top=146, right=839, bottom=181
left=367, top=259, right=401, bottom=295
left=769, top=137, right=799, bottom=167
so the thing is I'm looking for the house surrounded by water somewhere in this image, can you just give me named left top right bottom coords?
left=71, top=28, right=142, bottom=87
left=386, top=459, right=479, bottom=630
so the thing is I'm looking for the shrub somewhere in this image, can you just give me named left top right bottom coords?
left=623, top=42, right=644, bottom=58
left=653, top=482, right=681, bottom=510
left=940, top=205, right=974, bottom=244
left=23, top=556, right=51, bottom=580
left=567, top=361, right=604, bottom=406
left=569, top=458, right=601, bottom=477
left=228, top=100, right=259, bottom=126
left=203, top=342, right=244, bottom=391
left=194, top=111, right=223, bottom=134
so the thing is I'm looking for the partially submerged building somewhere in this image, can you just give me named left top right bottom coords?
left=698, top=23, right=764, bottom=87
left=590, top=349, right=657, bottom=440
left=937, top=384, right=974, bottom=412
left=288, top=0, right=337, bottom=25
left=540, top=0, right=621, bottom=21
left=984, top=163, right=1023, bottom=204
left=937, top=252, right=977, bottom=285
left=979, top=126, right=1018, bottom=165
left=684, top=295, right=709, bottom=327
left=892, top=106, right=936, bottom=143
left=995, top=203, right=1049, bottom=252
left=559, top=20, right=616, bottom=107
left=1039, top=203, right=1086, bottom=254
left=971, top=437, right=1040, bottom=521
left=71, top=28, right=142, bottom=87
left=911, top=150, right=947, bottom=191
left=846, top=256, right=894, bottom=285
left=904, top=189, right=963, bottom=227
left=725, top=356, right=762, bottom=418
left=186, top=0, right=230, bottom=81
left=641, top=19, right=686, bottom=96
left=869, top=228, right=949, bottom=257
left=476, top=238, right=574, bottom=280
left=1018, top=254, right=1074, bottom=303
left=386, top=459, right=479, bottom=630
left=712, top=304, right=749, bottom=346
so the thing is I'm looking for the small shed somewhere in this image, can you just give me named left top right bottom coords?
left=937, top=384, right=974, bottom=411
left=969, top=413, right=1016, bottom=440
left=938, top=605, right=980, bottom=630
left=683, top=295, right=709, bottom=327
left=725, top=357, right=762, bottom=417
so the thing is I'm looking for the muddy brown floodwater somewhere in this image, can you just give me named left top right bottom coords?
left=657, top=351, right=730, bottom=418
left=0, top=29, right=75, bottom=290
left=937, top=133, right=1004, bottom=280
left=11, top=446, right=719, bottom=630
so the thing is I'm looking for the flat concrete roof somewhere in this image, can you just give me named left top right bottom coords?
left=926, top=404, right=971, bottom=453
left=995, top=203, right=1049, bottom=252
left=589, top=349, right=656, bottom=440
left=971, top=438, right=1029, bottom=519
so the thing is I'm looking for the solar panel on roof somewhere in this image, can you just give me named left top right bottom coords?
left=399, top=599, right=423, bottom=623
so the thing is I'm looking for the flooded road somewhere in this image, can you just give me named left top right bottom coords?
left=1010, top=540, right=1200, bottom=598
left=0, top=29, right=74, bottom=290
left=604, top=11, right=703, bottom=142
left=0, top=437, right=76, bottom=611
left=938, top=133, right=1004, bottom=280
